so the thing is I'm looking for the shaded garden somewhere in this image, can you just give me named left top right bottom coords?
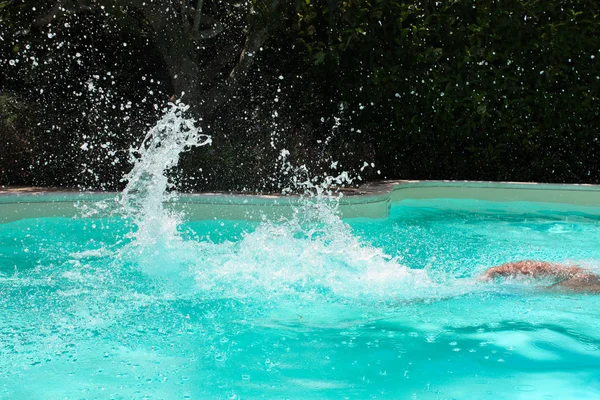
left=1, top=0, right=599, bottom=191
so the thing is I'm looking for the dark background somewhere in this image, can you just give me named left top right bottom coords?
left=1, top=0, right=599, bottom=191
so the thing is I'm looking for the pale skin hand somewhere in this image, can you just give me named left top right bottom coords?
left=480, top=260, right=600, bottom=293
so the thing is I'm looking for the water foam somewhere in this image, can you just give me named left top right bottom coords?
left=192, top=213, right=430, bottom=305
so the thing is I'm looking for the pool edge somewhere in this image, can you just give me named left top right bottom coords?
left=2, top=180, right=600, bottom=222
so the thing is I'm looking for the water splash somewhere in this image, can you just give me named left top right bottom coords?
left=119, top=101, right=210, bottom=248
left=102, top=101, right=212, bottom=286
left=105, top=105, right=447, bottom=306
left=192, top=217, right=431, bottom=306
left=183, top=153, right=446, bottom=307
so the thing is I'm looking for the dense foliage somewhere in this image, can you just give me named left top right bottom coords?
left=1, top=0, right=599, bottom=191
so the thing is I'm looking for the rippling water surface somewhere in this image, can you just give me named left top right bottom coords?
left=1, top=198, right=600, bottom=399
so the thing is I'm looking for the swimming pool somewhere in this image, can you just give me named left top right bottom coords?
left=1, top=184, right=600, bottom=399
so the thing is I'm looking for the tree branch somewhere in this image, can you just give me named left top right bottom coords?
left=180, top=0, right=187, bottom=23
left=197, top=0, right=282, bottom=115
left=228, top=28, right=268, bottom=84
left=202, top=44, right=240, bottom=81
left=34, top=0, right=93, bottom=27
left=193, top=0, right=204, bottom=32
left=194, top=14, right=224, bottom=40
left=226, top=0, right=282, bottom=83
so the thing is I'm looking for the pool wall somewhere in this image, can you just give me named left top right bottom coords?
left=2, top=181, right=600, bottom=223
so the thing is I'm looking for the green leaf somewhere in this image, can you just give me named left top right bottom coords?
left=0, top=0, right=13, bottom=11
left=313, top=51, right=326, bottom=65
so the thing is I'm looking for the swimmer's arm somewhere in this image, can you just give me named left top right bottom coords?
left=480, top=261, right=581, bottom=281
left=553, top=274, right=600, bottom=293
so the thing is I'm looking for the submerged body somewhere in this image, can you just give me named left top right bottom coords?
left=482, top=260, right=600, bottom=293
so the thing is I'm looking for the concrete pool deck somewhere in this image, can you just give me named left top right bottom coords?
left=2, top=180, right=600, bottom=223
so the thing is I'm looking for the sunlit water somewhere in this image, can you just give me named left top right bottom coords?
left=2, top=199, right=600, bottom=399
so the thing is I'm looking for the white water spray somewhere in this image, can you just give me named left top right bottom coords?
left=120, top=101, right=210, bottom=248
left=110, top=104, right=444, bottom=305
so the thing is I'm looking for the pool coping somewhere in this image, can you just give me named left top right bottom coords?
left=1, top=180, right=600, bottom=222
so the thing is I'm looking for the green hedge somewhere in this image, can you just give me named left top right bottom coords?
left=296, top=0, right=600, bottom=182
left=1, top=0, right=599, bottom=190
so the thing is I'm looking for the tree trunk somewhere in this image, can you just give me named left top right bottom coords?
left=153, top=23, right=204, bottom=110
left=34, top=0, right=279, bottom=118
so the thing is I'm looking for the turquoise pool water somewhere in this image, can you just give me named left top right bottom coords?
left=1, top=198, right=600, bottom=399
